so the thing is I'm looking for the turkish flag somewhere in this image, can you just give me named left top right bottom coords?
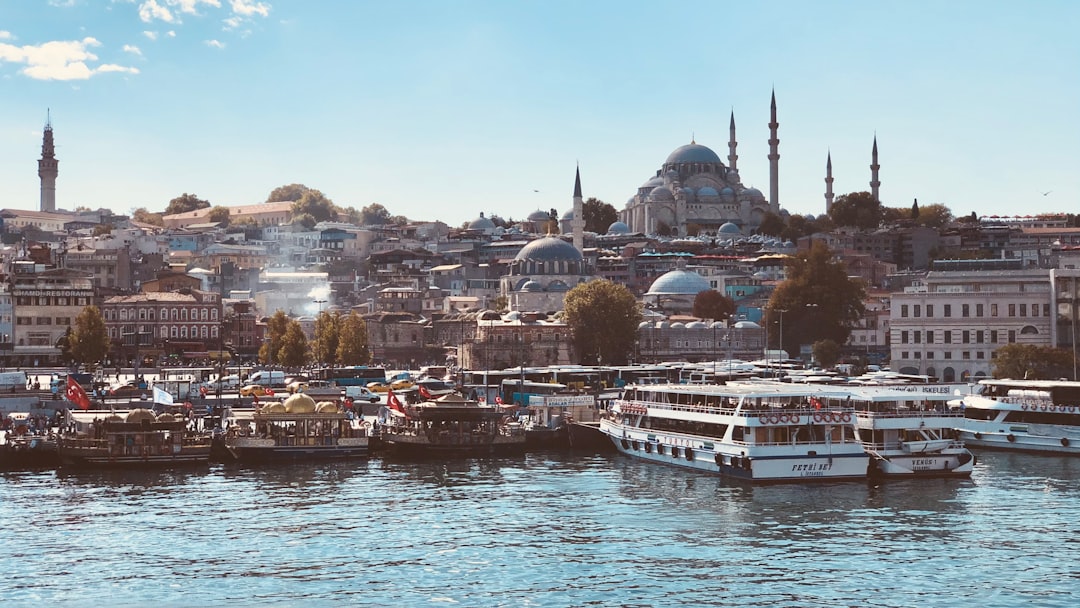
left=387, top=389, right=408, bottom=416
left=418, top=384, right=433, bottom=400
left=65, top=376, right=91, bottom=410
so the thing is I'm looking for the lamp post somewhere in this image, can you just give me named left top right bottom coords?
left=314, top=298, right=327, bottom=374
left=804, top=303, right=819, bottom=366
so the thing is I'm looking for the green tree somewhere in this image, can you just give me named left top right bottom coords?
left=207, top=206, right=231, bottom=227
left=492, top=295, right=508, bottom=312
left=57, top=327, right=74, bottom=367
left=828, top=191, right=882, bottom=229
left=336, top=312, right=371, bottom=366
left=259, top=310, right=290, bottom=365
left=292, top=213, right=316, bottom=229
left=564, top=279, right=642, bottom=365
left=913, top=203, right=953, bottom=229
left=164, top=193, right=210, bottom=216
left=313, top=310, right=341, bottom=366
left=131, top=207, right=164, bottom=226
left=92, top=224, right=113, bottom=236
left=692, top=289, right=736, bottom=321
left=360, top=203, right=393, bottom=225
left=766, top=241, right=866, bottom=356
left=812, top=339, right=841, bottom=369
left=911, top=198, right=920, bottom=219
left=582, top=197, right=618, bottom=233
left=992, top=344, right=1075, bottom=380
left=71, top=306, right=109, bottom=371
left=757, top=211, right=785, bottom=236
left=267, top=183, right=313, bottom=202
left=341, top=206, right=363, bottom=225
left=291, top=189, right=338, bottom=223
left=278, top=320, right=311, bottom=369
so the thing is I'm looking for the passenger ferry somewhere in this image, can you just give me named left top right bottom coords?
left=59, top=409, right=212, bottom=468
left=959, top=379, right=1080, bottom=454
left=224, top=394, right=371, bottom=462
left=600, top=383, right=868, bottom=482
left=378, top=393, right=526, bottom=455
left=827, top=384, right=975, bottom=477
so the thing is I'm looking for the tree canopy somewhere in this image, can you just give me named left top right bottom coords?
left=582, top=197, right=618, bottom=233
left=267, top=183, right=313, bottom=203
left=336, top=311, right=371, bottom=366
left=259, top=310, right=290, bottom=365
left=765, top=242, right=866, bottom=356
left=359, top=203, right=393, bottom=225
left=757, top=211, right=785, bottom=237
left=992, top=344, right=1075, bottom=380
left=131, top=207, right=164, bottom=226
left=291, top=189, right=338, bottom=223
left=692, top=290, right=736, bottom=322
left=313, top=310, right=341, bottom=366
left=207, top=206, right=231, bottom=227
left=72, top=306, right=109, bottom=370
left=278, top=320, right=310, bottom=369
left=828, top=191, right=882, bottom=230
left=564, top=279, right=642, bottom=365
left=812, top=339, right=841, bottom=369
left=165, top=193, right=210, bottom=216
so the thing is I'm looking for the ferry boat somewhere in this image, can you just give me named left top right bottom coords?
left=224, top=394, right=371, bottom=462
left=378, top=393, right=526, bottom=455
left=959, top=379, right=1080, bottom=454
left=829, top=384, right=975, bottom=477
left=59, top=409, right=211, bottom=468
left=600, top=383, right=868, bottom=482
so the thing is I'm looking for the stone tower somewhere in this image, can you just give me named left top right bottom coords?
left=768, top=90, right=779, bottom=212
left=870, top=135, right=881, bottom=202
left=825, top=151, right=835, bottom=212
left=572, top=166, right=584, bottom=253
left=38, top=113, right=58, bottom=212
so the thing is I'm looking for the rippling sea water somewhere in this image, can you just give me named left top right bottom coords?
left=2, top=450, right=1080, bottom=607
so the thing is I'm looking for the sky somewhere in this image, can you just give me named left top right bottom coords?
left=1, top=1, right=1078, bottom=228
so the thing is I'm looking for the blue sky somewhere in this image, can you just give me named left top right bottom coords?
left=1, top=1, right=1078, bottom=227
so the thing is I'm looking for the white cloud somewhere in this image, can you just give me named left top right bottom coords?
left=0, top=37, right=140, bottom=81
left=167, top=0, right=221, bottom=15
left=167, top=30, right=176, bottom=37
left=230, top=0, right=269, bottom=18
left=123, top=44, right=142, bottom=55
left=143, top=30, right=158, bottom=40
left=223, top=16, right=242, bottom=30
left=48, top=0, right=79, bottom=7
left=0, top=31, right=13, bottom=41
left=204, top=39, right=225, bottom=49
left=139, top=0, right=175, bottom=23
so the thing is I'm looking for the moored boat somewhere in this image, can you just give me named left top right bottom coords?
left=378, top=392, right=526, bottom=455
left=600, top=383, right=868, bottom=482
left=59, top=409, right=211, bottom=468
left=959, top=379, right=1080, bottom=454
left=224, top=393, right=371, bottom=462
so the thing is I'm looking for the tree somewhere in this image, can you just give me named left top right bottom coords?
left=757, top=211, right=785, bottom=237
left=582, top=197, right=618, bottom=233
left=812, top=339, right=841, bottom=369
left=277, top=320, right=310, bottom=369
left=828, top=191, right=882, bottom=230
left=71, top=306, right=109, bottom=371
left=336, top=312, right=371, bottom=366
left=164, top=193, right=210, bottom=216
left=92, top=224, right=113, bottom=236
left=291, top=189, right=338, bottom=223
left=207, top=206, right=231, bottom=227
left=692, top=290, right=736, bottom=322
left=912, top=203, right=953, bottom=229
left=359, top=203, right=393, bottom=225
left=259, top=310, right=290, bottom=365
left=131, top=207, right=164, bottom=226
left=341, top=206, right=363, bottom=225
left=57, top=327, right=74, bottom=368
left=292, top=213, right=316, bottom=230
left=313, top=311, right=341, bottom=366
left=765, top=241, right=866, bottom=356
left=911, top=198, right=920, bottom=219
left=267, top=183, right=313, bottom=203
left=992, top=344, right=1075, bottom=380
left=546, top=208, right=560, bottom=234
left=492, top=295, right=508, bottom=312
left=564, top=279, right=642, bottom=365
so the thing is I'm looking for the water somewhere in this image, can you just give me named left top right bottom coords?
left=2, top=450, right=1079, bottom=607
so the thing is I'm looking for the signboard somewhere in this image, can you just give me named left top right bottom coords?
left=528, top=395, right=596, bottom=408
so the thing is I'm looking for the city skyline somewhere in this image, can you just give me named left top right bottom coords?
left=1, top=1, right=1077, bottom=227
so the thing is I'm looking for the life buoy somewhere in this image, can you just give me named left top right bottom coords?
left=644, top=442, right=652, bottom=454
left=789, top=415, right=800, bottom=425
left=759, top=414, right=770, bottom=425
left=657, top=444, right=666, bottom=456
left=1062, top=437, right=1071, bottom=447
left=769, top=414, right=781, bottom=424
left=812, top=412, right=823, bottom=423
left=621, top=439, right=630, bottom=450
left=685, top=448, right=695, bottom=461
left=778, top=413, right=790, bottom=424
left=841, top=412, right=852, bottom=423
left=1007, top=434, right=1016, bottom=443
left=360, top=421, right=371, bottom=428
left=1021, top=404, right=1028, bottom=410
left=633, top=441, right=641, bottom=451
left=715, top=454, right=724, bottom=466
left=974, top=432, right=983, bottom=440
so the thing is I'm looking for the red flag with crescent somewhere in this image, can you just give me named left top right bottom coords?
left=418, top=384, right=433, bottom=400
left=387, top=389, right=408, bottom=416
left=65, top=375, right=91, bottom=410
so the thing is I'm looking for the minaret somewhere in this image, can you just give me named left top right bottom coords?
left=870, top=135, right=881, bottom=202
left=824, top=151, right=835, bottom=212
left=572, top=165, right=584, bottom=253
left=767, top=90, right=779, bottom=212
left=727, top=110, right=738, bottom=171
left=38, top=111, right=58, bottom=213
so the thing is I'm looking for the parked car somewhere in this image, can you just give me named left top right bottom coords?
left=366, top=382, right=390, bottom=393
left=286, top=381, right=309, bottom=394
left=108, top=380, right=144, bottom=397
left=343, top=386, right=381, bottom=403
left=390, top=378, right=415, bottom=391
left=240, top=384, right=270, bottom=397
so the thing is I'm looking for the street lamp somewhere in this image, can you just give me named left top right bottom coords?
left=314, top=298, right=327, bottom=373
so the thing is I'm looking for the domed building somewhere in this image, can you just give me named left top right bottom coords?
left=468, top=212, right=497, bottom=235
left=500, top=236, right=596, bottom=312
left=619, top=100, right=782, bottom=236
left=644, top=263, right=712, bottom=315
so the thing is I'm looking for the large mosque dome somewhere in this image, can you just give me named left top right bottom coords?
left=665, top=143, right=722, bottom=165
left=647, top=269, right=710, bottom=295
left=469, top=213, right=496, bottom=231
left=514, top=236, right=583, bottom=262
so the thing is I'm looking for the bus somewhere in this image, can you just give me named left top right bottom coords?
left=318, top=366, right=387, bottom=387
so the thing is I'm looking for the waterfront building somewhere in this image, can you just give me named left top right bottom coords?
left=101, top=290, right=222, bottom=365
left=162, top=201, right=293, bottom=229
left=11, top=267, right=94, bottom=365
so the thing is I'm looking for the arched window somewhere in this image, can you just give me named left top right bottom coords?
left=211, top=326, right=218, bottom=339
left=181, top=308, right=188, bottom=321
left=160, top=308, right=168, bottom=321
left=201, top=309, right=208, bottom=321
left=191, top=325, right=197, bottom=338
left=181, top=326, right=188, bottom=339
left=161, top=326, right=169, bottom=338
left=200, top=326, right=208, bottom=338
left=211, top=309, right=218, bottom=321
left=119, top=309, right=128, bottom=321
left=1020, top=325, right=1039, bottom=335
left=171, top=326, right=178, bottom=338
left=172, top=308, right=179, bottom=321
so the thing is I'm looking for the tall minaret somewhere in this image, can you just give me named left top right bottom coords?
left=727, top=110, right=738, bottom=171
left=38, top=111, right=58, bottom=212
left=870, top=135, right=881, bottom=202
left=572, top=165, right=584, bottom=253
left=824, top=151, right=835, bottom=212
left=767, top=90, right=779, bottom=212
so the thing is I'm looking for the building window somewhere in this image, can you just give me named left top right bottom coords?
left=1009, top=304, right=1016, bottom=316
left=976, top=304, right=984, bottom=317
left=926, top=304, right=934, bottom=317
left=944, top=304, right=952, bottom=317
left=962, top=304, right=970, bottom=318
left=927, top=352, right=935, bottom=359
left=901, top=331, right=909, bottom=344
left=914, top=305, right=921, bottom=318
left=901, top=305, right=909, bottom=318
left=181, top=326, right=187, bottom=338
left=914, top=332, right=921, bottom=344
left=991, top=330, right=998, bottom=343
left=171, top=326, right=178, bottom=338
left=926, top=331, right=934, bottom=344
left=991, top=303, right=998, bottom=317
left=161, top=327, right=169, bottom=338
left=976, top=330, right=984, bottom=343
left=1020, top=303, right=1027, bottom=317
left=944, top=352, right=952, bottom=359
left=1032, top=305, right=1039, bottom=318
left=963, top=351, right=970, bottom=360
left=944, top=331, right=952, bottom=344
left=1044, top=304, right=1051, bottom=316
left=914, top=352, right=921, bottom=359
left=1008, top=330, right=1016, bottom=343
left=977, top=351, right=985, bottom=359
left=962, top=331, right=970, bottom=343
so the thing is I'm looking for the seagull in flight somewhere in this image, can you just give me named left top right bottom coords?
left=1042, top=191, right=1053, bottom=196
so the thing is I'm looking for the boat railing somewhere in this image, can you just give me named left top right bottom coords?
left=861, top=439, right=966, bottom=451
left=855, top=409, right=964, bottom=419
left=618, top=399, right=854, bottom=421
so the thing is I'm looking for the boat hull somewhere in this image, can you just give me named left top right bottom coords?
left=58, top=447, right=210, bottom=468
left=868, top=450, right=975, bottom=477
left=958, top=427, right=1080, bottom=454
left=225, top=437, right=370, bottom=462
left=380, top=433, right=525, bottom=456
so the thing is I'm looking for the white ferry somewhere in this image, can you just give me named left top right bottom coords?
left=834, top=384, right=975, bottom=477
left=600, top=383, right=868, bottom=482
left=959, top=379, right=1080, bottom=454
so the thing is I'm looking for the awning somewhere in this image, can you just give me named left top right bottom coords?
left=182, top=351, right=210, bottom=359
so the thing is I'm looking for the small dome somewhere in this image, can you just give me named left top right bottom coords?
left=561, top=209, right=574, bottom=220
left=648, top=186, right=674, bottom=201
left=720, top=187, right=736, bottom=200
left=469, top=213, right=496, bottom=231
left=638, top=321, right=653, bottom=329
left=665, top=143, right=722, bottom=165
left=741, top=187, right=764, bottom=199
left=685, top=321, right=708, bottom=329
left=698, top=186, right=719, bottom=198
left=527, top=209, right=551, bottom=222
left=521, top=280, right=543, bottom=292
left=734, top=321, right=761, bottom=329
left=719, top=222, right=741, bottom=235
left=607, top=221, right=630, bottom=235
left=670, top=322, right=686, bottom=329
left=514, top=236, right=583, bottom=262
left=647, top=269, right=710, bottom=295
left=709, top=321, right=725, bottom=329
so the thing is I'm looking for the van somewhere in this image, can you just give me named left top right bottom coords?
left=0, top=371, right=27, bottom=389
left=248, top=370, right=286, bottom=387
left=344, top=385, right=381, bottom=403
